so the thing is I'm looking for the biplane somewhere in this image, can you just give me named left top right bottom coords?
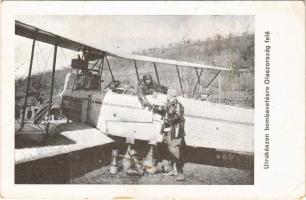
left=15, top=20, right=254, bottom=165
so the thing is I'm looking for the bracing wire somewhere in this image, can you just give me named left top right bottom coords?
left=60, top=47, right=70, bottom=67
left=36, top=43, right=40, bottom=73
left=37, top=42, right=52, bottom=73
left=15, top=41, right=49, bottom=73
left=15, top=38, right=32, bottom=51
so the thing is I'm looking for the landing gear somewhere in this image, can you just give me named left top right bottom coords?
left=143, top=140, right=158, bottom=174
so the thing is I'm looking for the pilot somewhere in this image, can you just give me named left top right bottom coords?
left=161, top=88, right=186, bottom=181
left=137, top=74, right=167, bottom=110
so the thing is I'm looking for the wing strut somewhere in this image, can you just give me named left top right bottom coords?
left=90, top=58, right=100, bottom=70
left=153, top=62, right=160, bottom=84
left=15, top=21, right=233, bottom=72
left=192, top=69, right=204, bottom=97
left=99, top=57, right=105, bottom=78
left=175, top=66, right=184, bottom=97
left=98, top=57, right=104, bottom=90
left=105, top=56, right=114, bottom=81
left=205, top=70, right=221, bottom=88
left=46, top=44, right=58, bottom=135
left=218, top=72, right=222, bottom=103
left=20, top=39, right=36, bottom=129
left=133, top=60, right=140, bottom=82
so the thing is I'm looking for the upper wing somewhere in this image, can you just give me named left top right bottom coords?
left=15, top=20, right=231, bottom=71
left=15, top=20, right=116, bottom=59
left=112, top=53, right=231, bottom=71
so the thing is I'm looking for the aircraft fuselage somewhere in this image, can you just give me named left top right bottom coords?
left=61, top=71, right=254, bottom=154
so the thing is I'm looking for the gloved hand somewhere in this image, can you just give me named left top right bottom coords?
left=147, top=104, right=153, bottom=111
left=143, top=101, right=153, bottom=111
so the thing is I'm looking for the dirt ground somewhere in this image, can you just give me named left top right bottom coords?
left=70, top=162, right=253, bottom=185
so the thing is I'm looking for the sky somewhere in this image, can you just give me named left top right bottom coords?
left=15, top=15, right=254, bottom=78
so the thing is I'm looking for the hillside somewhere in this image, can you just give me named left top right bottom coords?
left=15, top=68, right=70, bottom=105
left=15, top=34, right=254, bottom=108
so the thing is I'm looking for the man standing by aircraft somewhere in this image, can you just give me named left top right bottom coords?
left=161, top=88, right=186, bottom=181
left=137, top=74, right=167, bottom=110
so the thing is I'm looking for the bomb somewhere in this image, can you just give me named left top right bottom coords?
left=110, top=149, right=119, bottom=174
left=122, top=137, right=135, bottom=172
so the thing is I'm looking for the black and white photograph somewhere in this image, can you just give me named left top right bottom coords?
left=0, top=1, right=305, bottom=199
left=14, top=15, right=255, bottom=185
